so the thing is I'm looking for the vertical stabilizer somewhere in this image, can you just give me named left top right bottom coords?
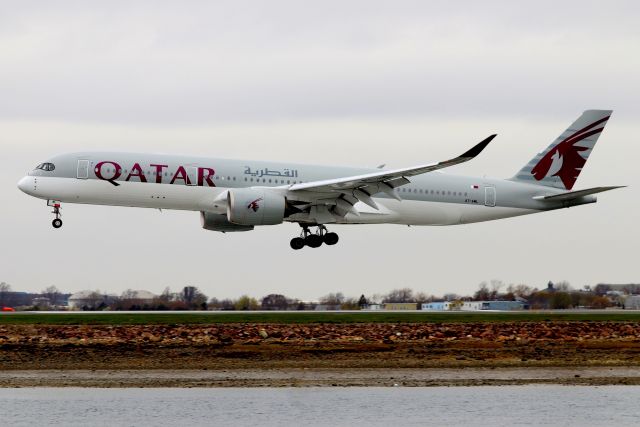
left=512, top=110, right=612, bottom=190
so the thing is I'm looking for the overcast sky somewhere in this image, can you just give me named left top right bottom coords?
left=2, top=1, right=638, bottom=301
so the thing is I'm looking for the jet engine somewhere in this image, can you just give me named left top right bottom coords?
left=200, top=211, right=254, bottom=232
left=227, top=188, right=286, bottom=225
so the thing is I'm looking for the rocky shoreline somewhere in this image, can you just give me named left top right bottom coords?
left=1, top=322, right=639, bottom=386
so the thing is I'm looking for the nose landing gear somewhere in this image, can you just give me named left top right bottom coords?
left=48, top=201, right=63, bottom=229
left=290, top=224, right=340, bottom=250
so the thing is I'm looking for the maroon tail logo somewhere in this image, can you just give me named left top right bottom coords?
left=531, top=116, right=608, bottom=190
left=247, top=198, right=263, bottom=212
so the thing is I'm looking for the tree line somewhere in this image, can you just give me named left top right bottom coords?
left=0, top=280, right=625, bottom=311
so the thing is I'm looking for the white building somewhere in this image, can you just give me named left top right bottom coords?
left=423, top=300, right=527, bottom=311
left=461, top=301, right=484, bottom=311
left=122, top=290, right=157, bottom=304
left=68, top=290, right=117, bottom=310
left=422, top=301, right=454, bottom=311
left=624, top=295, right=640, bottom=309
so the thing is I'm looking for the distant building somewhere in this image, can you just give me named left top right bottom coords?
left=481, top=300, right=527, bottom=311
left=624, top=295, right=640, bottom=310
left=362, top=304, right=382, bottom=311
left=384, top=302, right=419, bottom=310
left=461, top=301, right=484, bottom=311
left=68, top=291, right=117, bottom=310
left=596, top=284, right=640, bottom=295
left=123, top=290, right=157, bottom=304
left=425, top=300, right=527, bottom=311
left=31, top=297, right=51, bottom=308
left=422, top=301, right=454, bottom=311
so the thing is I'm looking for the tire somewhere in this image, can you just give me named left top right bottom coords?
left=52, top=219, right=63, bottom=229
left=290, top=237, right=305, bottom=250
left=305, top=234, right=323, bottom=248
left=323, top=232, right=339, bottom=245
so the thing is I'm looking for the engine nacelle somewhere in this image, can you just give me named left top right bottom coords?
left=227, top=188, right=285, bottom=226
left=201, top=211, right=254, bottom=232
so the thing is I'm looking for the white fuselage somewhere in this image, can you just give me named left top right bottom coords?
left=17, top=151, right=573, bottom=227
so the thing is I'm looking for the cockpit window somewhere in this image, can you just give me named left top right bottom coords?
left=35, top=163, right=55, bottom=172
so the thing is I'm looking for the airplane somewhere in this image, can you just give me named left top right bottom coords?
left=17, top=110, right=623, bottom=250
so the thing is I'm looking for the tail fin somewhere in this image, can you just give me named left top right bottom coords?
left=512, top=110, right=612, bottom=190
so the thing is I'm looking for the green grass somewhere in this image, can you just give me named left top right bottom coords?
left=1, top=311, right=640, bottom=325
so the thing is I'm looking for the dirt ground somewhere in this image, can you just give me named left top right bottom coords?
left=3, top=367, right=640, bottom=387
left=1, top=322, right=639, bottom=386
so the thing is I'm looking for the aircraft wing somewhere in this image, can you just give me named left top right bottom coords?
left=284, top=135, right=495, bottom=218
left=289, top=134, right=496, bottom=196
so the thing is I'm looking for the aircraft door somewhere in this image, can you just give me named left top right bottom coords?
left=77, top=160, right=90, bottom=179
left=187, top=166, right=198, bottom=186
left=484, top=186, right=496, bottom=207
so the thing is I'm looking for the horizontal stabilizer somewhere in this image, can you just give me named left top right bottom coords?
left=533, top=186, right=625, bottom=202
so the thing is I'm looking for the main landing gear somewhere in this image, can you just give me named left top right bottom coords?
left=290, top=225, right=339, bottom=250
left=48, top=201, right=63, bottom=229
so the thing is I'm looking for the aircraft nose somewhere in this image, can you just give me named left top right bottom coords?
left=17, top=176, right=34, bottom=194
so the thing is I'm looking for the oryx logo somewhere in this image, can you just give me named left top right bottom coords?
left=247, top=198, right=263, bottom=212
left=531, top=116, right=608, bottom=190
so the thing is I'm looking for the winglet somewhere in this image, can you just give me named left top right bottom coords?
left=459, top=134, right=496, bottom=159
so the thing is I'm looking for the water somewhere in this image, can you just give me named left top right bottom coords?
left=1, top=386, right=639, bottom=427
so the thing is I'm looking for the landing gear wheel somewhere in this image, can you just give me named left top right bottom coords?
left=305, top=234, right=323, bottom=248
left=291, top=224, right=337, bottom=249
left=323, top=232, right=339, bottom=245
left=290, top=237, right=305, bottom=250
left=49, top=201, right=63, bottom=229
